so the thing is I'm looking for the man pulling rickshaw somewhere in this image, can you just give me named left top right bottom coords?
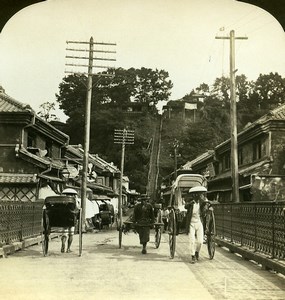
left=133, top=194, right=155, bottom=254
left=184, top=186, right=212, bottom=264
left=167, top=173, right=216, bottom=260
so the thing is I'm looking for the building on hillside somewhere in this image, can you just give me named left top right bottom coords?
left=121, top=102, right=149, bottom=115
left=0, top=86, right=119, bottom=201
left=162, top=99, right=198, bottom=121
left=180, top=104, right=285, bottom=202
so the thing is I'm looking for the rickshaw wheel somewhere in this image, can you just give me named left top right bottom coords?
left=154, top=225, right=161, bottom=248
left=207, top=210, right=216, bottom=260
left=41, top=210, right=49, bottom=256
left=168, top=208, right=177, bottom=259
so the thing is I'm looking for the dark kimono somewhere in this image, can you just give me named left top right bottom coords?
left=133, top=202, right=154, bottom=244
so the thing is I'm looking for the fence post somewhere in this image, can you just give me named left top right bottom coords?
left=20, top=202, right=23, bottom=242
left=254, top=203, right=257, bottom=252
left=271, top=202, right=275, bottom=259
left=240, top=203, right=243, bottom=247
left=7, top=204, right=11, bottom=245
left=230, top=203, right=233, bottom=243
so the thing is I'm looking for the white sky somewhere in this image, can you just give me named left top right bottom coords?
left=0, top=0, right=285, bottom=121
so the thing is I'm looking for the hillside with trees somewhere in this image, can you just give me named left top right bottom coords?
left=55, top=67, right=172, bottom=193
left=49, top=70, right=285, bottom=193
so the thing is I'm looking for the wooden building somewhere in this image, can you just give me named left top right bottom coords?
left=0, top=86, right=119, bottom=201
left=162, top=99, right=198, bottom=121
left=180, top=104, right=285, bottom=202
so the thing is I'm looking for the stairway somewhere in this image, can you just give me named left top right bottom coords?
left=146, top=116, right=162, bottom=202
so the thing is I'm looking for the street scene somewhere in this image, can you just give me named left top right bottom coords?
left=1, top=229, right=285, bottom=300
left=1, top=1, right=285, bottom=300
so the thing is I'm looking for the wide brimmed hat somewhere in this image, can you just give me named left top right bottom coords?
left=139, top=194, right=150, bottom=200
left=188, top=186, right=207, bottom=193
left=62, top=188, right=78, bottom=195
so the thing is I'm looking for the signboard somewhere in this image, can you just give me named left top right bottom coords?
left=184, top=103, right=197, bottom=110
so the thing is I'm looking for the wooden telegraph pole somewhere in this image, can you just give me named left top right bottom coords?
left=114, top=128, right=134, bottom=248
left=215, top=30, right=247, bottom=203
left=65, top=37, right=116, bottom=255
left=173, top=139, right=180, bottom=180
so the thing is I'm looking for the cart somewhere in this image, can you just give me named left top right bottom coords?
left=168, top=173, right=216, bottom=259
left=42, top=195, right=82, bottom=256
left=122, top=219, right=164, bottom=248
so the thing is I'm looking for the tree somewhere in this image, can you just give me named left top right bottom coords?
left=253, top=72, right=285, bottom=110
left=133, top=68, right=173, bottom=105
left=236, top=72, right=285, bottom=129
left=55, top=67, right=172, bottom=193
left=56, top=74, right=87, bottom=118
left=37, top=102, right=59, bottom=122
left=56, top=67, right=173, bottom=118
left=180, top=121, right=218, bottom=162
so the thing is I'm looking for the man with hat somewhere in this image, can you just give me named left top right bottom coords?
left=133, top=194, right=154, bottom=254
left=184, top=186, right=209, bottom=264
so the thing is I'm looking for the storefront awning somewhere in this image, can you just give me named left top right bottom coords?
left=207, top=188, right=232, bottom=194
left=38, top=174, right=64, bottom=183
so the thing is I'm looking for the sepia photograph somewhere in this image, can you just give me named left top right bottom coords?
left=0, top=1, right=285, bottom=299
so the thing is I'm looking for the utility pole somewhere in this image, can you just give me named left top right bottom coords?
left=65, top=37, right=116, bottom=255
left=114, top=129, right=134, bottom=248
left=215, top=30, right=247, bottom=203
left=173, top=139, right=180, bottom=179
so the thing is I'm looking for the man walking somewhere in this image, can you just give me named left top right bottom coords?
left=184, top=186, right=209, bottom=264
left=133, top=194, right=154, bottom=254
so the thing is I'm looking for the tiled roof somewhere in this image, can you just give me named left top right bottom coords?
left=66, top=145, right=120, bottom=172
left=182, top=150, right=214, bottom=169
left=266, top=104, right=285, bottom=120
left=244, top=103, right=285, bottom=130
left=18, top=147, right=64, bottom=169
left=216, top=104, right=285, bottom=151
left=0, top=173, right=38, bottom=184
left=0, top=89, right=34, bottom=113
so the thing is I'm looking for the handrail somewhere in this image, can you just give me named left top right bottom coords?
left=213, top=201, right=285, bottom=260
left=0, top=201, right=43, bottom=247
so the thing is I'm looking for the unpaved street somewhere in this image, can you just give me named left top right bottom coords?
left=0, top=229, right=284, bottom=300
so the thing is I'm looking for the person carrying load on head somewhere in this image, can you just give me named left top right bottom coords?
left=184, top=186, right=210, bottom=264
left=60, top=188, right=80, bottom=253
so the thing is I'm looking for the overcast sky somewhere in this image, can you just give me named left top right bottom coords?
left=0, top=0, right=284, bottom=121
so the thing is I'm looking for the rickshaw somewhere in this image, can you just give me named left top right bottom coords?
left=90, top=195, right=116, bottom=230
left=121, top=203, right=164, bottom=249
left=42, top=195, right=82, bottom=256
left=168, top=173, right=216, bottom=259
